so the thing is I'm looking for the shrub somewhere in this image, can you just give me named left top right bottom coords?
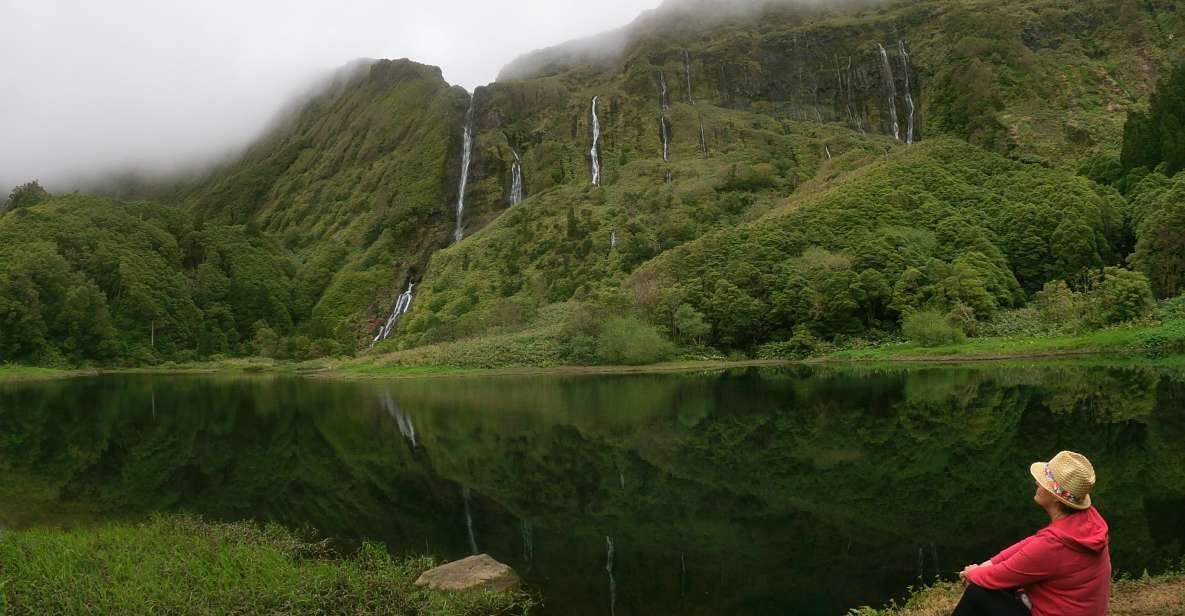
left=596, top=317, right=675, bottom=365
left=756, top=326, right=820, bottom=359
left=945, top=302, right=979, bottom=337
left=1084, top=268, right=1155, bottom=327
left=1156, top=295, right=1185, bottom=321
left=902, top=310, right=966, bottom=347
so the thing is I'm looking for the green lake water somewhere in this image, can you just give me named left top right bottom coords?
left=1, top=363, right=1183, bottom=615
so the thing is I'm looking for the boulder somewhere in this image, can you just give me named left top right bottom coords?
left=414, top=554, right=521, bottom=593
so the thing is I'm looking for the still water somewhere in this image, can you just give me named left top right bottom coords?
left=1, top=364, right=1183, bottom=615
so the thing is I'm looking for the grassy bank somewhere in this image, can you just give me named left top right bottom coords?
left=0, top=515, right=535, bottom=616
left=0, top=366, right=91, bottom=382
left=823, top=320, right=1185, bottom=363
left=850, top=576, right=1185, bottom=615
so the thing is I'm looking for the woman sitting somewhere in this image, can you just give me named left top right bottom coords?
left=952, top=451, right=1111, bottom=616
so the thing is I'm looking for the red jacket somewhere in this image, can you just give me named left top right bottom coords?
left=966, top=507, right=1111, bottom=616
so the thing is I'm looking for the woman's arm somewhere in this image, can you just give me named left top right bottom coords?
left=989, top=535, right=1033, bottom=566
left=965, top=536, right=1057, bottom=589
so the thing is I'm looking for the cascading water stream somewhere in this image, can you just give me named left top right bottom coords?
left=372, top=281, right=415, bottom=345
left=463, top=486, right=479, bottom=554
left=876, top=43, right=901, bottom=141
left=590, top=96, right=602, bottom=186
left=609, top=230, right=616, bottom=251
left=825, top=145, right=832, bottom=161
left=454, top=99, right=476, bottom=242
left=698, top=116, right=709, bottom=157
left=606, top=535, right=617, bottom=616
left=660, top=116, right=671, bottom=162
left=682, top=50, right=694, bottom=104
left=658, top=70, right=670, bottom=110
left=898, top=40, right=916, bottom=145
left=510, top=150, right=524, bottom=206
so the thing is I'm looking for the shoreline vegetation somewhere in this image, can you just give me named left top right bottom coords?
left=850, top=576, right=1185, bottom=616
left=4, top=318, right=1185, bottom=382
left=0, top=515, right=536, bottom=616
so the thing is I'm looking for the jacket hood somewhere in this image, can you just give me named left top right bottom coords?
left=1044, top=506, right=1110, bottom=553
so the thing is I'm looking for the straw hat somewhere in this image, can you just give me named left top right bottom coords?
left=1029, top=451, right=1095, bottom=510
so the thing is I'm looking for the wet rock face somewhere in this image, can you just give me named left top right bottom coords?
left=414, top=554, right=523, bottom=593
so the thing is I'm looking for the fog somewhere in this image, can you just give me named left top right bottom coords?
left=0, top=0, right=663, bottom=193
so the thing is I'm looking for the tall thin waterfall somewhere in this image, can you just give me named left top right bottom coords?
left=609, top=230, right=616, bottom=250
left=658, top=70, right=670, bottom=110
left=660, top=116, right=671, bottom=162
left=898, top=40, right=916, bottom=145
left=454, top=99, right=476, bottom=242
left=509, top=150, right=524, bottom=206
left=373, top=281, right=415, bottom=344
left=590, top=96, right=602, bottom=186
left=380, top=393, right=418, bottom=449
left=606, top=535, right=617, bottom=616
left=463, top=486, right=478, bottom=554
left=876, top=43, right=901, bottom=141
left=682, top=50, right=695, bottom=104
left=824, top=145, right=832, bottom=161
left=665, top=170, right=673, bottom=184
left=698, top=116, right=709, bottom=157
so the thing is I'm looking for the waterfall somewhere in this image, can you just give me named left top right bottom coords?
left=609, top=230, right=616, bottom=250
left=682, top=50, right=695, bottom=104
left=521, top=519, right=534, bottom=568
left=590, top=96, right=602, bottom=186
left=454, top=98, right=476, bottom=242
left=510, top=150, right=524, bottom=206
left=665, top=170, right=673, bottom=184
left=698, top=116, right=708, bottom=157
left=876, top=43, right=901, bottom=141
left=658, top=70, right=670, bottom=110
left=380, top=393, right=418, bottom=449
left=898, top=40, right=916, bottom=145
left=660, top=116, right=671, bottom=162
left=606, top=535, right=617, bottom=616
left=373, top=281, right=415, bottom=344
left=619, top=470, right=625, bottom=490
left=814, top=106, right=823, bottom=123
left=463, top=486, right=479, bottom=554
left=824, top=145, right=832, bottom=161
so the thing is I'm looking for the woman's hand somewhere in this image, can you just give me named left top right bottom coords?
left=959, top=563, right=980, bottom=584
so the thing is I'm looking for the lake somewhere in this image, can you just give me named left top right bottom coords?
left=2, top=363, right=1183, bottom=615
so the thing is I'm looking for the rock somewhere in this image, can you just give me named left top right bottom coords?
left=414, top=554, right=522, bottom=593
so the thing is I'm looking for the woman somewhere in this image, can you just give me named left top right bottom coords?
left=952, top=451, right=1111, bottom=616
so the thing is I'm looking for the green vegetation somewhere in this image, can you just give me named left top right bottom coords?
left=849, top=574, right=1185, bottom=616
left=0, top=515, right=535, bottom=616
left=3, top=0, right=1185, bottom=371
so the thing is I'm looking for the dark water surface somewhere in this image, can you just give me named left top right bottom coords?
left=2, top=364, right=1184, bottom=615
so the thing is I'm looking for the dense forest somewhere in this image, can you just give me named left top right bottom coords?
left=2, top=0, right=1184, bottom=367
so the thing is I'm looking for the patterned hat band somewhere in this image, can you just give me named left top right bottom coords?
left=1045, top=463, right=1084, bottom=504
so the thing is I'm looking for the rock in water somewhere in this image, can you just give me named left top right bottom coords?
left=414, top=554, right=522, bottom=592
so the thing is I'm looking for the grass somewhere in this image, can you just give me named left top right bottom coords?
left=849, top=575, right=1185, bottom=615
left=824, top=320, right=1185, bottom=363
left=0, top=515, right=535, bottom=616
left=0, top=366, right=90, bottom=382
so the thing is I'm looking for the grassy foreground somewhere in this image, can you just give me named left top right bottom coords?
left=0, top=515, right=535, bottom=616
left=849, top=577, right=1185, bottom=616
left=824, top=320, right=1185, bottom=363
left=0, top=366, right=91, bottom=382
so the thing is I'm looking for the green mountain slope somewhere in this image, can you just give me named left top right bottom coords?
left=3, top=0, right=1184, bottom=367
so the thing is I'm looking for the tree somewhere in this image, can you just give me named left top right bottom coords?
left=3, top=181, right=50, bottom=211
left=1130, top=201, right=1185, bottom=299
left=672, top=304, right=711, bottom=345
left=1085, top=268, right=1155, bottom=326
left=57, top=280, right=121, bottom=362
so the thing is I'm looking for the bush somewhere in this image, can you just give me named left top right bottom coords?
left=902, top=310, right=966, bottom=347
left=1084, top=268, right=1155, bottom=327
left=1156, top=295, right=1185, bottom=321
left=756, top=326, right=820, bottom=359
left=596, top=317, right=675, bottom=365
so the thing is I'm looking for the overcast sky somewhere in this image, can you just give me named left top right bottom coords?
left=0, top=0, right=662, bottom=192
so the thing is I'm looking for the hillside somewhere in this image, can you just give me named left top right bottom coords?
left=2, top=0, right=1184, bottom=367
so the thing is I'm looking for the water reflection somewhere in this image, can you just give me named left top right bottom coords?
left=1, top=363, right=1184, bottom=615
